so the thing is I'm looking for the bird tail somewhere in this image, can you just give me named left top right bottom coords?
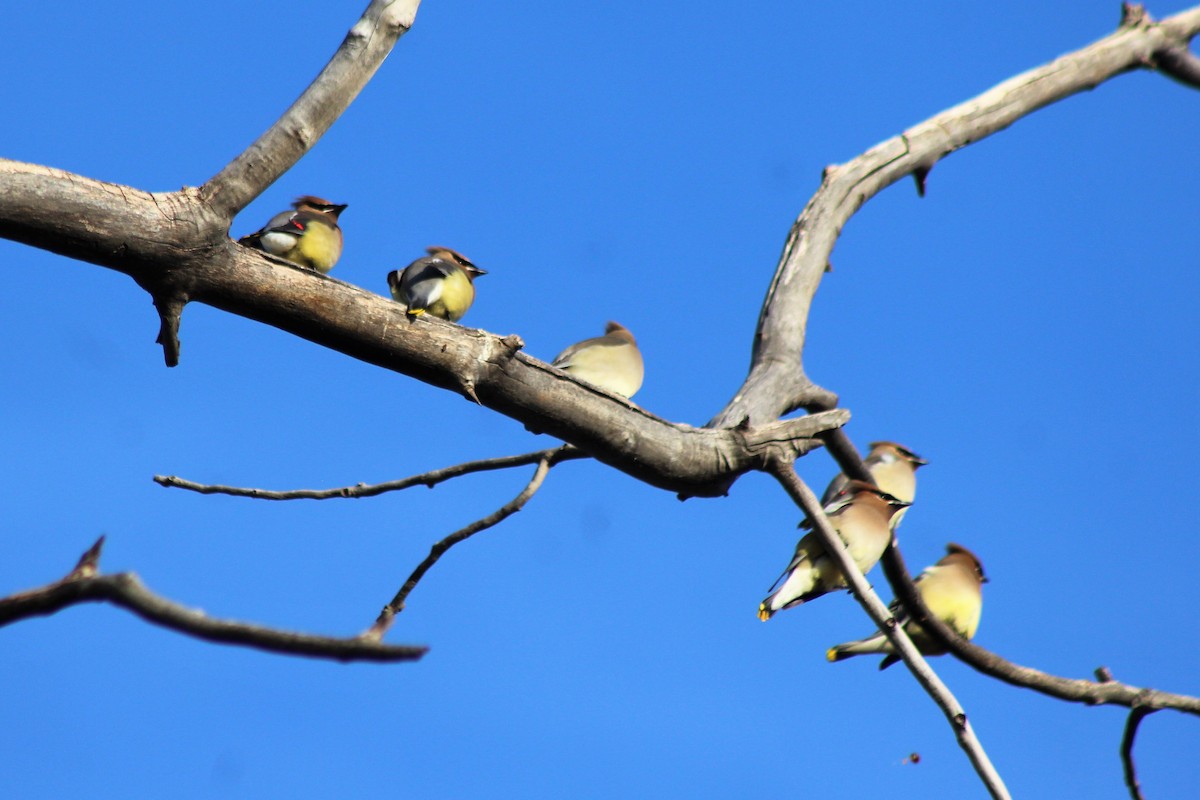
left=826, top=645, right=850, bottom=662
left=826, top=634, right=889, bottom=664
left=757, top=588, right=815, bottom=621
left=757, top=559, right=823, bottom=622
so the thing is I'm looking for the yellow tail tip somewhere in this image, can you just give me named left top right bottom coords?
left=826, top=647, right=839, bottom=662
left=757, top=604, right=772, bottom=622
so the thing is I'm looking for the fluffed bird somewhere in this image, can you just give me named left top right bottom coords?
left=827, top=543, right=987, bottom=669
left=820, top=441, right=927, bottom=527
left=758, top=481, right=910, bottom=620
left=238, top=195, right=347, bottom=273
left=551, top=321, right=644, bottom=399
left=387, top=246, right=486, bottom=322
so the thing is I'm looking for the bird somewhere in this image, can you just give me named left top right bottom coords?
left=758, top=480, right=911, bottom=620
left=387, top=246, right=486, bottom=322
left=551, top=321, right=644, bottom=398
left=820, top=441, right=927, bottom=528
left=827, top=543, right=987, bottom=670
left=238, top=195, right=347, bottom=273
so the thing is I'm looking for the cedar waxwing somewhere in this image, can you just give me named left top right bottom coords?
left=386, top=246, right=486, bottom=322
left=758, top=481, right=910, bottom=620
left=551, top=321, right=644, bottom=399
left=238, top=195, right=347, bottom=273
left=827, top=543, right=987, bottom=669
left=821, top=441, right=927, bottom=528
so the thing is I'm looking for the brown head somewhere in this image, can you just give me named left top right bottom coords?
left=869, top=441, right=928, bottom=468
left=604, top=321, right=637, bottom=344
left=844, top=479, right=911, bottom=519
left=942, top=543, right=987, bottom=584
left=426, top=246, right=487, bottom=280
left=293, top=196, right=348, bottom=219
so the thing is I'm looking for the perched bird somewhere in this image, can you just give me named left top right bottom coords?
left=551, top=321, right=644, bottom=399
left=820, top=441, right=927, bottom=527
left=238, top=196, right=348, bottom=273
left=827, top=543, right=987, bottom=670
left=387, top=246, right=486, bottom=322
left=758, top=481, right=910, bottom=620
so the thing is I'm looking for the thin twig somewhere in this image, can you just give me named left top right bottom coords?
left=365, top=455, right=556, bottom=641
left=153, top=293, right=185, bottom=368
left=0, top=537, right=426, bottom=664
left=820, top=429, right=1200, bottom=717
left=767, top=457, right=1011, bottom=800
left=1121, top=705, right=1156, bottom=800
left=1155, top=43, right=1200, bottom=86
left=154, top=445, right=584, bottom=501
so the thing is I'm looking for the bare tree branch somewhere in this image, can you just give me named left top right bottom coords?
left=0, top=3, right=1196, bottom=792
left=1123, top=2, right=1200, bottom=87
left=0, top=0, right=853, bottom=498
left=766, top=458, right=1010, bottom=800
left=820, top=428, right=1200, bottom=720
left=202, top=0, right=422, bottom=218
left=1154, top=42, right=1200, bottom=86
left=712, top=4, right=1200, bottom=427
left=1121, top=705, right=1155, bottom=800
left=0, top=537, right=427, bottom=663
left=0, top=157, right=848, bottom=495
left=154, top=445, right=587, bottom=500
left=365, top=455, right=556, bottom=641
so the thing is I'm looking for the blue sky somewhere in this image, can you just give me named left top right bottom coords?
left=2, top=2, right=1199, bottom=797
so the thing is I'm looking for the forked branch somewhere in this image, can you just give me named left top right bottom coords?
left=713, top=3, right=1200, bottom=426
left=767, top=458, right=1010, bottom=800
left=0, top=537, right=427, bottom=663
left=365, top=454, right=557, bottom=641
left=824, top=428, right=1200, bottom=714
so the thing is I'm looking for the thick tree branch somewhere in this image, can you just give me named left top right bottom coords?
left=820, top=428, right=1200, bottom=719
left=365, top=454, right=555, bottom=641
left=154, top=445, right=587, bottom=500
left=151, top=247, right=848, bottom=495
left=0, top=0, right=850, bottom=499
left=202, top=0, right=422, bottom=218
left=0, top=537, right=427, bottom=663
left=0, top=1, right=422, bottom=365
left=767, top=459, right=1010, bottom=800
left=712, top=4, right=1200, bottom=427
left=0, top=160, right=848, bottom=496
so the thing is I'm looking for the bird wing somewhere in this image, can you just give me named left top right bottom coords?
left=552, top=335, right=611, bottom=368
left=885, top=563, right=937, bottom=628
left=401, top=261, right=456, bottom=307
left=763, top=534, right=824, bottom=594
